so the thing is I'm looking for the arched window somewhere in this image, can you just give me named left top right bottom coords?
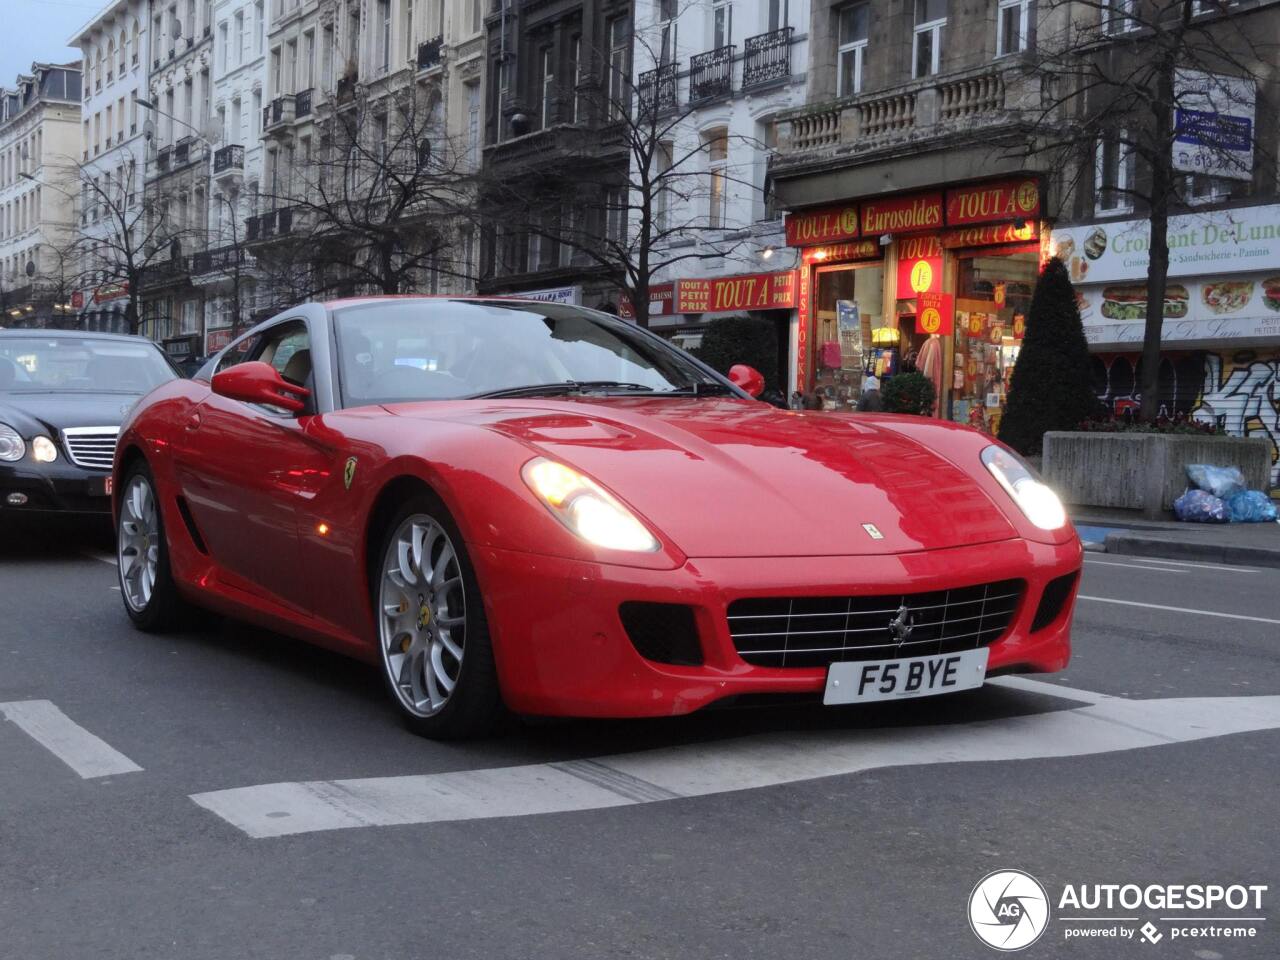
left=106, top=38, right=115, bottom=81
left=119, top=30, right=127, bottom=72
left=131, top=20, right=141, bottom=65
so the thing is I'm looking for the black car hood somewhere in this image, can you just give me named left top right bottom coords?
left=0, top=392, right=141, bottom=436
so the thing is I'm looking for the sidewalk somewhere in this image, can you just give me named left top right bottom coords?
left=1072, top=506, right=1280, bottom=569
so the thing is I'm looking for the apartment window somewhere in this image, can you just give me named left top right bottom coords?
left=303, top=32, right=315, bottom=88
left=118, top=30, right=127, bottom=72
left=607, top=17, right=629, bottom=118
left=712, top=0, right=732, bottom=48
left=1185, top=174, right=1229, bottom=205
left=378, top=0, right=392, bottom=73
left=757, top=119, right=778, bottom=220
left=349, top=5, right=362, bottom=67
left=271, top=47, right=282, bottom=94
left=997, top=0, right=1032, bottom=55
left=286, top=40, right=298, bottom=92
left=837, top=3, right=868, bottom=96
left=606, top=186, right=628, bottom=245
left=704, top=127, right=728, bottom=228
left=1102, top=0, right=1135, bottom=33
left=1095, top=133, right=1135, bottom=214
left=540, top=48, right=555, bottom=128
left=375, top=113, right=389, bottom=161
left=570, top=36, right=583, bottom=121
left=658, top=0, right=677, bottom=65
left=322, top=25, right=335, bottom=88
left=471, top=0, right=482, bottom=34
left=217, top=105, right=227, bottom=142
left=219, top=22, right=228, bottom=69
left=235, top=12, right=245, bottom=64
left=528, top=215, right=545, bottom=272
left=460, top=225, right=475, bottom=282
left=913, top=0, right=946, bottom=78
left=654, top=140, right=673, bottom=232
left=255, top=0, right=264, bottom=52
left=466, top=81, right=481, bottom=165
left=132, top=20, right=140, bottom=64
left=252, top=88, right=262, bottom=135
left=1192, top=0, right=1230, bottom=13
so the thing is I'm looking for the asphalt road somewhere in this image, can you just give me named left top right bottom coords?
left=1, top=520, right=1277, bottom=960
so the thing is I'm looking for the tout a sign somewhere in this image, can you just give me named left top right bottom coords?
left=896, top=235, right=943, bottom=297
left=675, top=271, right=797, bottom=314
left=915, top=291, right=954, bottom=335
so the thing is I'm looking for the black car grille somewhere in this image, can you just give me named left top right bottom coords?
left=727, top=579, right=1024, bottom=668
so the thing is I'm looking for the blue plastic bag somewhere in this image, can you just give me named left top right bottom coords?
left=1173, top=488, right=1229, bottom=523
left=1185, top=464, right=1246, bottom=499
left=1225, top=490, right=1279, bottom=523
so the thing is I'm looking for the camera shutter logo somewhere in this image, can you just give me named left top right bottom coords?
left=968, top=870, right=1050, bottom=951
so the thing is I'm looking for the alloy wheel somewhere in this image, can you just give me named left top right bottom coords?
left=378, top=514, right=467, bottom=717
left=118, top=475, right=160, bottom=613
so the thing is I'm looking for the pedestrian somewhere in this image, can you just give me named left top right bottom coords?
left=857, top=375, right=882, bottom=412
left=789, top=390, right=804, bottom=410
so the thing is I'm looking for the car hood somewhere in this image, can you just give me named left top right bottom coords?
left=0, top=392, right=140, bottom=435
left=387, top=398, right=1018, bottom=557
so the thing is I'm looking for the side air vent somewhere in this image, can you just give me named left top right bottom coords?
left=174, top=496, right=208, bottom=554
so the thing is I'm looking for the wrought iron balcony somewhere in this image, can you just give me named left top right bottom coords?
left=264, top=95, right=296, bottom=132
left=190, top=244, right=245, bottom=276
left=690, top=45, right=734, bottom=103
left=294, top=88, right=313, bottom=118
left=417, top=36, right=443, bottom=72
left=638, top=62, right=678, bottom=116
left=743, top=27, right=793, bottom=89
left=213, top=144, right=244, bottom=174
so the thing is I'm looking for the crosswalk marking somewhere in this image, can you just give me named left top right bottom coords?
left=0, top=700, right=143, bottom=779
left=191, top=689, right=1280, bottom=839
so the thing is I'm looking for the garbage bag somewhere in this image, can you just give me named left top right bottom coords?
left=1172, top=488, right=1229, bottom=523
left=1225, top=490, right=1279, bottom=523
left=1185, top=464, right=1246, bottom=499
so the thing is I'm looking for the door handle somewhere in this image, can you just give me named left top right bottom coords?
left=186, top=412, right=202, bottom=431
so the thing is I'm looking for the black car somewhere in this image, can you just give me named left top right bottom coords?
left=0, top=330, right=180, bottom=517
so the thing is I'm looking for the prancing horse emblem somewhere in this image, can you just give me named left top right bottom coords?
left=862, top=523, right=884, bottom=540
left=343, top=457, right=358, bottom=490
left=887, top=604, right=915, bottom=644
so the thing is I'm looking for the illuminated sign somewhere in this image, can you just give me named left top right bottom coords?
left=784, top=206, right=860, bottom=246
left=944, top=178, right=1041, bottom=226
left=676, top=271, right=798, bottom=314
left=896, top=235, right=942, bottom=298
left=861, top=192, right=944, bottom=235
left=915, top=291, right=954, bottom=336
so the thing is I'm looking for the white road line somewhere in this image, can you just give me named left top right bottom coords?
left=0, top=700, right=142, bottom=779
left=1078, top=595, right=1280, bottom=625
left=84, top=552, right=117, bottom=566
left=1082, top=559, right=1190, bottom=574
left=1085, top=555, right=1258, bottom=574
left=191, top=690, right=1280, bottom=839
left=988, top=676, right=1113, bottom=704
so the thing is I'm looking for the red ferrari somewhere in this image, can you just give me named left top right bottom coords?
left=113, top=297, right=1080, bottom=738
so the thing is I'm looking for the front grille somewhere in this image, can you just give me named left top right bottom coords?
left=727, top=579, right=1024, bottom=668
left=62, top=426, right=119, bottom=470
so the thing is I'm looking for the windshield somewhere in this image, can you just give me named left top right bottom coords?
left=0, top=337, right=178, bottom=395
left=332, top=299, right=726, bottom=406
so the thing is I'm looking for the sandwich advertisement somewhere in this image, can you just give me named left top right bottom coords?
left=1050, top=204, right=1280, bottom=286
left=1076, top=271, right=1280, bottom=346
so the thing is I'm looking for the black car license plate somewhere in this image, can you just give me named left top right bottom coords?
left=87, top=475, right=113, bottom=498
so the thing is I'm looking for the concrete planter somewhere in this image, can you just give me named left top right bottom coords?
left=1041, top=432, right=1273, bottom=519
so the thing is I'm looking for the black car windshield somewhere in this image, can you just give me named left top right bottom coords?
left=332, top=299, right=728, bottom=406
left=0, top=337, right=177, bottom=394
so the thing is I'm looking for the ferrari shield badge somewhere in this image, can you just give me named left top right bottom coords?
left=343, top=457, right=358, bottom=490
left=862, top=523, right=884, bottom=540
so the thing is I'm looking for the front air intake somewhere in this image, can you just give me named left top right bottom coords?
left=1031, top=571, right=1079, bottom=632
left=619, top=602, right=704, bottom=666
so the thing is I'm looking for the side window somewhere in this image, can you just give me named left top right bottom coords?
left=214, top=332, right=263, bottom=375
left=265, top=328, right=310, bottom=383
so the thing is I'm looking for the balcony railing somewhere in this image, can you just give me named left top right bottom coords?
left=689, top=45, right=734, bottom=103
left=776, top=63, right=1027, bottom=164
left=743, top=27, right=793, bottom=89
left=336, top=74, right=358, bottom=105
left=213, top=144, right=244, bottom=174
left=191, top=244, right=245, bottom=275
left=638, top=62, right=678, bottom=116
left=264, top=95, right=295, bottom=131
left=417, top=36, right=443, bottom=71
left=173, top=139, right=191, bottom=165
left=294, top=88, right=313, bottom=118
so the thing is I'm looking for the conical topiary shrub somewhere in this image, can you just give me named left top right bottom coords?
left=998, top=257, right=1099, bottom=455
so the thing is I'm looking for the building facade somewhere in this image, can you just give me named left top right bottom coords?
left=621, top=0, right=809, bottom=383
left=0, top=64, right=82, bottom=328
left=71, top=0, right=150, bottom=332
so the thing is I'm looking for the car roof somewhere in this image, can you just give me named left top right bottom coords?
left=320, top=295, right=568, bottom=309
left=0, top=328, right=157, bottom=344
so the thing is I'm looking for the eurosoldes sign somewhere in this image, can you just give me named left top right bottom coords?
left=1050, top=205, right=1280, bottom=285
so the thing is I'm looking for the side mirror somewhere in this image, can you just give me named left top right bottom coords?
left=727, top=364, right=765, bottom=398
left=211, top=360, right=310, bottom=414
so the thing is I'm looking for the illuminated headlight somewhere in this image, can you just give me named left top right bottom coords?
left=523, top=458, right=660, bottom=552
left=0, top=423, right=25, bottom=462
left=31, top=436, right=58, bottom=463
left=981, top=445, right=1067, bottom=531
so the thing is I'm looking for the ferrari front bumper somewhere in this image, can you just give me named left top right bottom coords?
left=471, top=536, right=1082, bottom=718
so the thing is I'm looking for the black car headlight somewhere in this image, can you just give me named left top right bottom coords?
left=0, top=423, right=25, bottom=462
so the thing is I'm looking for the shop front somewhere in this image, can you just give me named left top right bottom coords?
left=1050, top=204, right=1280, bottom=492
left=785, top=178, right=1046, bottom=428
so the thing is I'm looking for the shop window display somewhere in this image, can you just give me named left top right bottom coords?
left=951, top=248, right=1037, bottom=432
left=811, top=262, right=883, bottom=410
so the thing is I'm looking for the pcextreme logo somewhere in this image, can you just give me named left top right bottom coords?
left=968, top=872, right=1269, bottom=950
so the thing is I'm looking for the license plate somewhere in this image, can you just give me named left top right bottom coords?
left=88, top=475, right=113, bottom=498
left=823, top=648, right=989, bottom=705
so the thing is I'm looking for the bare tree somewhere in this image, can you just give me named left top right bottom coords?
left=261, top=79, right=474, bottom=299
left=1016, top=0, right=1276, bottom=420
left=479, top=4, right=764, bottom=327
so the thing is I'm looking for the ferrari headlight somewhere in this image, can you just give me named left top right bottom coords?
left=981, top=445, right=1067, bottom=531
left=0, top=423, right=25, bottom=462
left=31, top=435, right=58, bottom=463
left=523, top=458, right=660, bottom=552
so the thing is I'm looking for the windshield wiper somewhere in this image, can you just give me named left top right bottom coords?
left=659, top=381, right=736, bottom=397
left=469, top=380, right=659, bottom=400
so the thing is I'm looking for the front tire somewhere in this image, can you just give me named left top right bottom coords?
left=117, top=461, right=187, bottom=631
left=374, top=495, right=504, bottom=739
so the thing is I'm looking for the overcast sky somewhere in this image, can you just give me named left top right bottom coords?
left=2, top=0, right=97, bottom=89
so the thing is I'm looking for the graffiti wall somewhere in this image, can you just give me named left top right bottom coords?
left=1090, top=349, right=1280, bottom=494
